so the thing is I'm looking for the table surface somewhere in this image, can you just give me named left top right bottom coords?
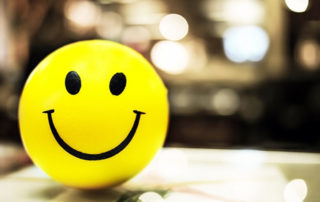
left=0, top=147, right=319, bottom=202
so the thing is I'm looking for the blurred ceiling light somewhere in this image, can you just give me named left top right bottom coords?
left=223, top=26, right=269, bottom=63
left=285, top=0, right=309, bottom=13
left=297, top=40, right=319, bottom=70
left=65, top=1, right=99, bottom=29
left=159, top=14, right=189, bottom=41
left=96, top=11, right=123, bottom=40
left=151, top=41, right=189, bottom=74
left=211, top=88, right=240, bottom=115
left=202, top=0, right=264, bottom=24
left=284, top=179, right=308, bottom=202
left=121, top=26, right=151, bottom=52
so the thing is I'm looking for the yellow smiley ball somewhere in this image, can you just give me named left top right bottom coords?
left=18, top=40, right=169, bottom=189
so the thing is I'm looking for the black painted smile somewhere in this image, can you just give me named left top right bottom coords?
left=43, top=109, right=145, bottom=161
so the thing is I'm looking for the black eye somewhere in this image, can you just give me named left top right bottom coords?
left=109, top=73, right=126, bottom=96
left=65, top=71, right=81, bottom=95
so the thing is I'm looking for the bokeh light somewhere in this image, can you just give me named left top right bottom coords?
left=297, top=39, right=319, bottom=70
left=139, top=192, right=164, bottom=202
left=284, top=179, right=308, bottom=202
left=223, top=26, right=269, bottom=63
left=202, top=0, right=265, bottom=24
left=96, top=11, right=123, bottom=40
left=171, top=89, right=192, bottom=109
left=211, top=88, right=240, bottom=115
left=64, top=1, right=99, bottom=29
left=121, top=1, right=166, bottom=25
left=151, top=40, right=189, bottom=74
left=159, top=14, right=189, bottom=41
left=285, top=0, right=309, bottom=13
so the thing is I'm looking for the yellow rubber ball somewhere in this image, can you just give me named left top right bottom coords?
left=19, top=40, right=169, bottom=189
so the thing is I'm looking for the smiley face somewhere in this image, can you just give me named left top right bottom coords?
left=43, top=71, right=146, bottom=161
left=19, top=40, right=169, bottom=188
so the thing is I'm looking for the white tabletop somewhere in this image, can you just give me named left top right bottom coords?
left=0, top=147, right=319, bottom=202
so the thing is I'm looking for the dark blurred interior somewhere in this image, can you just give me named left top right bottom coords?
left=1, top=0, right=320, bottom=152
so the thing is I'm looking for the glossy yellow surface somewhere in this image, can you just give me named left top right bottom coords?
left=19, top=40, right=169, bottom=189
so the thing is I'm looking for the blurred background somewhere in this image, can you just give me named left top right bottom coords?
left=0, top=0, right=320, bottom=159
